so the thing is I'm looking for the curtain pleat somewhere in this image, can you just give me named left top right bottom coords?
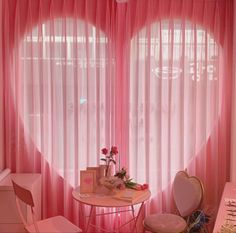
left=1, top=0, right=233, bottom=232
left=126, top=1, right=233, bottom=229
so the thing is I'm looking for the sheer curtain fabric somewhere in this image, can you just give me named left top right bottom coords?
left=0, top=0, right=233, bottom=231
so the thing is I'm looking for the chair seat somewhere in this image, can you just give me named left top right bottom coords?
left=144, top=213, right=187, bottom=233
left=25, top=215, right=82, bottom=233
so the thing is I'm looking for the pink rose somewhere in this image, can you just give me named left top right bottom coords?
left=101, top=148, right=108, bottom=155
left=141, top=183, right=149, bottom=190
left=111, top=146, right=118, bottom=155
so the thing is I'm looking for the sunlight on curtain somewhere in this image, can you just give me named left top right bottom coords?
left=125, top=0, right=233, bottom=218
left=1, top=0, right=233, bottom=231
left=19, top=18, right=114, bottom=187
left=129, top=20, right=219, bottom=198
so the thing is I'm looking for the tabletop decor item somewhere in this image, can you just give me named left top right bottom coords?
left=115, top=167, right=134, bottom=189
left=112, top=188, right=150, bottom=203
left=87, top=166, right=100, bottom=185
left=100, top=146, right=118, bottom=177
left=114, top=167, right=149, bottom=190
left=99, top=176, right=125, bottom=190
left=99, top=146, right=149, bottom=192
left=80, top=170, right=97, bottom=194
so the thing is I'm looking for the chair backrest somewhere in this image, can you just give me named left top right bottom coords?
left=12, top=179, right=39, bottom=232
left=12, top=180, right=35, bottom=207
left=172, top=171, right=204, bottom=218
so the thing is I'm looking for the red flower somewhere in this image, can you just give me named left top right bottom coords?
left=101, top=146, right=118, bottom=176
left=111, top=146, right=118, bottom=155
left=101, top=148, right=108, bottom=155
left=141, top=183, right=149, bottom=190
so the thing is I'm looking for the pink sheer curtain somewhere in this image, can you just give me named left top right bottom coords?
left=232, top=0, right=236, bottom=182
left=0, top=0, right=4, bottom=171
left=0, top=0, right=233, bottom=231
left=2, top=0, right=117, bottom=230
left=123, top=0, right=233, bottom=226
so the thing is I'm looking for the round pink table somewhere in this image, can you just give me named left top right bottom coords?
left=72, top=187, right=151, bottom=233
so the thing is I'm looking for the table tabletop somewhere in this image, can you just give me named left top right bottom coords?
left=72, top=186, right=151, bottom=208
left=213, top=182, right=236, bottom=232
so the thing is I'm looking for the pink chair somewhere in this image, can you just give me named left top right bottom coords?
left=12, top=179, right=82, bottom=233
left=143, top=171, right=204, bottom=233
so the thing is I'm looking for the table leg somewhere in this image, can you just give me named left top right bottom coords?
left=131, top=205, right=136, bottom=233
left=85, top=205, right=94, bottom=233
left=131, top=202, right=144, bottom=233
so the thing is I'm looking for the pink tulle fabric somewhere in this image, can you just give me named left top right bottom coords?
left=0, top=0, right=233, bottom=232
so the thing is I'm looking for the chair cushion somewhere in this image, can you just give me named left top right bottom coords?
left=144, top=213, right=187, bottom=233
left=26, top=215, right=82, bottom=233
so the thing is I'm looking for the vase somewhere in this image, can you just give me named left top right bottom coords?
left=105, top=165, right=112, bottom=177
left=99, top=165, right=106, bottom=178
left=99, top=164, right=112, bottom=177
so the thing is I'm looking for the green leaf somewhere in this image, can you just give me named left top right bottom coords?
left=111, top=160, right=116, bottom=164
left=100, top=158, right=107, bottom=162
left=125, top=179, right=137, bottom=187
left=126, top=178, right=133, bottom=182
left=125, top=182, right=136, bottom=188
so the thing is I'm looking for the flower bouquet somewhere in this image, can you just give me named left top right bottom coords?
left=114, top=167, right=149, bottom=190
left=100, top=146, right=149, bottom=191
left=99, top=176, right=125, bottom=190
left=101, top=146, right=118, bottom=177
